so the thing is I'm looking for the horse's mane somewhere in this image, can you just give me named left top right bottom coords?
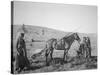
left=63, top=33, right=75, bottom=39
left=47, top=38, right=57, bottom=42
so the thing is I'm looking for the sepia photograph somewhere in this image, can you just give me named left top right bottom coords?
left=11, top=1, right=97, bottom=74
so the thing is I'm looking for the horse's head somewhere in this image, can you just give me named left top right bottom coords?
left=74, top=33, right=81, bottom=43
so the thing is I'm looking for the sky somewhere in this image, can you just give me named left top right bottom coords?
left=13, top=1, right=97, bottom=33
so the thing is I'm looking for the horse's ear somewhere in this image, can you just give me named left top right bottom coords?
left=73, top=32, right=76, bottom=35
left=74, top=33, right=77, bottom=36
left=75, top=32, right=78, bottom=35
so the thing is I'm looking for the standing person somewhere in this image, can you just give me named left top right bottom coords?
left=77, top=43, right=85, bottom=58
left=84, top=37, right=91, bottom=58
left=77, top=37, right=86, bottom=58
left=16, top=32, right=30, bottom=73
left=77, top=36, right=91, bottom=61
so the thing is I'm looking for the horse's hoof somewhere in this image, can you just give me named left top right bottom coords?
left=60, top=61, right=64, bottom=65
left=61, top=62, right=64, bottom=65
left=64, top=61, right=67, bottom=63
left=46, top=63, right=49, bottom=66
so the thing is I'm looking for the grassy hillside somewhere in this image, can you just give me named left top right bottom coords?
left=13, top=25, right=97, bottom=58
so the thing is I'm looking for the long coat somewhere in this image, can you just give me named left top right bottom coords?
left=16, top=37, right=30, bottom=71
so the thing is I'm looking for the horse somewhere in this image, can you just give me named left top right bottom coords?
left=45, top=33, right=81, bottom=65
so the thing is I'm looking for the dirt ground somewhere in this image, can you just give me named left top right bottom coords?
left=17, top=55, right=97, bottom=74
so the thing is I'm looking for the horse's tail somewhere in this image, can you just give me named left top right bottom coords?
left=45, top=38, right=56, bottom=57
left=45, top=44, right=48, bottom=57
left=45, top=43, right=51, bottom=57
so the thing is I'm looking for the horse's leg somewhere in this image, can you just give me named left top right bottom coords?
left=65, top=49, right=69, bottom=62
left=50, top=48, right=54, bottom=60
left=50, top=48, right=54, bottom=64
left=63, top=50, right=67, bottom=62
left=63, top=50, right=66, bottom=62
left=89, top=47, right=91, bottom=58
left=45, top=49, right=48, bottom=65
left=45, top=49, right=51, bottom=66
left=63, top=49, right=69, bottom=63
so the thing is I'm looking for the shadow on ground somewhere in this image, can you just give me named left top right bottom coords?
left=19, top=56, right=97, bottom=74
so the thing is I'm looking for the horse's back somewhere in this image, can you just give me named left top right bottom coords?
left=46, top=38, right=56, bottom=48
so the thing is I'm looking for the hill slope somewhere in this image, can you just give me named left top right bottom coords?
left=13, top=25, right=97, bottom=57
